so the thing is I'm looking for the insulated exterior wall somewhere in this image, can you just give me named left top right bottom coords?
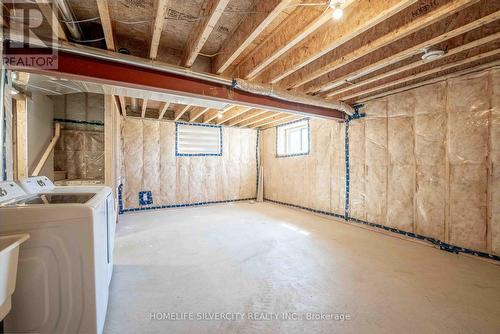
left=261, top=118, right=345, bottom=216
left=414, top=82, right=447, bottom=241
left=121, top=118, right=257, bottom=209
left=492, top=69, right=500, bottom=254
left=447, top=73, right=489, bottom=251
left=353, top=71, right=495, bottom=253
left=387, top=91, right=415, bottom=232
left=261, top=67, right=500, bottom=256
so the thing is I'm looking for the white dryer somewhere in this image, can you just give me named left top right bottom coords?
left=0, top=177, right=115, bottom=334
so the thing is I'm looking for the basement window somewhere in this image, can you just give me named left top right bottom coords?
left=276, top=119, right=309, bottom=157
left=176, top=123, right=222, bottom=156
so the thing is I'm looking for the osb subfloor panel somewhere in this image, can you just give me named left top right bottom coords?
left=104, top=202, right=500, bottom=334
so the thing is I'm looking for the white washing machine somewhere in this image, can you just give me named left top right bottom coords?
left=18, top=176, right=116, bottom=285
left=0, top=177, right=115, bottom=334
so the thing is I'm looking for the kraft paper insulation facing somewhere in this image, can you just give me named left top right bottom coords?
left=121, top=118, right=257, bottom=209
left=261, top=68, right=500, bottom=256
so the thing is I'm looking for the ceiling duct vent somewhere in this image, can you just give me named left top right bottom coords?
left=421, top=48, right=445, bottom=62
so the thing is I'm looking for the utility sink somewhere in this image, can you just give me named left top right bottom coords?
left=0, top=234, right=29, bottom=321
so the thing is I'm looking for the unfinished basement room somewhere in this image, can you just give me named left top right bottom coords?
left=1, top=0, right=500, bottom=333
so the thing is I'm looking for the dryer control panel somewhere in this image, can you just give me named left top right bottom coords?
left=18, top=176, right=55, bottom=194
left=0, top=181, right=27, bottom=204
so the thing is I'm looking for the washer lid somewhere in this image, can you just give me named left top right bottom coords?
left=6, top=193, right=95, bottom=205
left=0, top=181, right=27, bottom=204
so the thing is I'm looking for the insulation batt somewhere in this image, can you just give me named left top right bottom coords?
left=55, top=129, right=104, bottom=180
left=262, top=119, right=345, bottom=215
left=121, top=118, right=257, bottom=209
left=261, top=67, right=500, bottom=256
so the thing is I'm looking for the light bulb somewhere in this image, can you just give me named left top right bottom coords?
left=217, top=111, right=223, bottom=119
left=332, top=6, right=343, bottom=20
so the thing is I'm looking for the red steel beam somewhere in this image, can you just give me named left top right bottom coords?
left=5, top=47, right=344, bottom=120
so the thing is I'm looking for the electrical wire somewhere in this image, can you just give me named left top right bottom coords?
left=60, top=16, right=100, bottom=24
left=199, top=52, right=223, bottom=58
left=69, top=36, right=105, bottom=43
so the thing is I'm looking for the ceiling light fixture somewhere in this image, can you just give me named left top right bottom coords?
left=421, top=48, right=445, bottom=61
left=329, top=0, right=344, bottom=20
left=217, top=110, right=223, bottom=119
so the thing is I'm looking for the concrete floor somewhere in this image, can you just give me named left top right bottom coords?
left=104, top=202, right=500, bottom=334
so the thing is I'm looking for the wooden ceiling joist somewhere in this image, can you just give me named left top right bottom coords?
left=96, top=0, right=115, bottom=51
left=305, top=0, right=492, bottom=94
left=229, top=109, right=268, bottom=127
left=257, top=0, right=416, bottom=84
left=319, top=13, right=500, bottom=95
left=190, top=107, right=211, bottom=122
left=235, top=2, right=331, bottom=80
left=35, top=0, right=67, bottom=41
left=357, top=59, right=500, bottom=103
left=261, top=116, right=304, bottom=130
left=217, top=106, right=252, bottom=125
left=251, top=114, right=296, bottom=129
left=182, top=0, right=231, bottom=67
left=174, top=105, right=191, bottom=121
left=150, top=0, right=169, bottom=60
left=158, top=101, right=170, bottom=119
left=203, top=105, right=232, bottom=123
left=328, top=32, right=500, bottom=99
left=339, top=48, right=500, bottom=101
left=212, top=0, right=294, bottom=74
left=240, top=111, right=281, bottom=127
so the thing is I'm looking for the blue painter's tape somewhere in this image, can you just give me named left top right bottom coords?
left=53, top=118, right=105, bottom=126
left=117, top=184, right=124, bottom=214
left=121, top=198, right=256, bottom=214
left=139, top=191, right=153, bottom=206
left=344, top=120, right=350, bottom=220
left=266, top=198, right=500, bottom=263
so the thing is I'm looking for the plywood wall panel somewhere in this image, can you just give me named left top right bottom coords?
left=364, top=99, right=388, bottom=225
left=387, top=92, right=415, bottom=232
left=414, top=83, right=447, bottom=241
left=447, top=73, right=490, bottom=251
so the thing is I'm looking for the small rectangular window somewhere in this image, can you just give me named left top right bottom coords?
left=276, top=119, right=309, bottom=157
left=176, top=123, right=222, bottom=156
